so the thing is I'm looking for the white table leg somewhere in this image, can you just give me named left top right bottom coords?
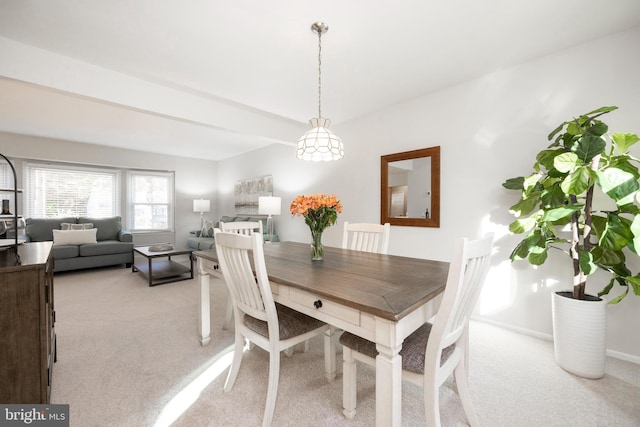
left=324, top=326, right=337, bottom=381
left=198, top=266, right=211, bottom=346
left=375, top=342, right=402, bottom=427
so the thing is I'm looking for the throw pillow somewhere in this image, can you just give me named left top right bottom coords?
left=52, top=228, right=98, bottom=245
left=201, top=220, right=215, bottom=238
left=60, top=222, right=94, bottom=230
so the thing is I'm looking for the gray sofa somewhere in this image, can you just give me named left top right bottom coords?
left=187, top=215, right=278, bottom=250
left=25, top=216, right=133, bottom=272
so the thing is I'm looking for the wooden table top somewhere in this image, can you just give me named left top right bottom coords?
left=194, top=241, right=449, bottom=322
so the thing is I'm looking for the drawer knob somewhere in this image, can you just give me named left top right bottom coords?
left=314, top=300, right=323, bottom=309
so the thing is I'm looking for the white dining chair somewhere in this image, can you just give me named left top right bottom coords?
left=341, top=222, right=391, bottom=254
left=215, top=231, right=334, bottom=427
left=220, top=220, right=263, bottom=236
left=339, top=234, right=494, bottom=427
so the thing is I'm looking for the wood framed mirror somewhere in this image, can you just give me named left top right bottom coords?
left=381, top=146, right=440, bottom=227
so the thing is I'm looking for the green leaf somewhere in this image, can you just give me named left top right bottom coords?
left=540, top=183, right=568, bottom=208
left=583, top=106, right=618, bottom=116
left=510, top=240, right=531, bottom=261
left=502, top=177, right=524, bottom=190
left=612, top=132, right=639, bottom=154
left=509, top=217, right=537, bottom=234
left=598, top=278, right=614, bottom=296
left=579, top=250, right=597, bottom=275
left=522, top=174, right=542, bottom=192
left=628, top=276, right=640, bottom=296
left=536, top=149, right=563, bottom=171
left=540, top=205, right=581, bottom=222
left=547, top=122, right=567, bottom=141
left=599, top=214, right=633, bottom=251
left=607, top=285, right=629, bottom=304
left=591, top=246, right=624, bottom=266
left=509, top=195, right=540, bottom=217
left=585, top=122, right=608, bottom=137
left=596, top=167, right=639, bottom=205
left=528, top=250, right=547, bottom=265
left=553, top=152, right=579, bottom=173
left=560, top=167, right=591, bottom=195
left=574, top=134, right=606, bottom=163
left=630, top=215, right=640, bottom=238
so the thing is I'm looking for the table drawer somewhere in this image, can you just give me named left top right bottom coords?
left=198, top=258, right=220, bottom=276
left=289, top=287, right=360, bottom=325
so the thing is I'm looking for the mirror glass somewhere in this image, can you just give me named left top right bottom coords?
left=381, top=146, right=440, bottom=227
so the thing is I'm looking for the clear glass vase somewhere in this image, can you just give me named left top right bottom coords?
left=310, top=229, right=324, bottom=261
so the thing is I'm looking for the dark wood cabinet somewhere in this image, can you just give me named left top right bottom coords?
left=0, top=242, right=56, bottom=403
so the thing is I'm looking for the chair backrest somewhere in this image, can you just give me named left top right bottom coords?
left=220, top=220, right=264, bottom=236
left=342, top=222, right=391, bottom=254
left=424, top=234, right=494, bottom=375
left=214, top=232, right=278, bottom=332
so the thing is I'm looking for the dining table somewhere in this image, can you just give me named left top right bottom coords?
left=193, top=241, right=449, bottom=427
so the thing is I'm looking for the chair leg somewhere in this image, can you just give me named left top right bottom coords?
left=262, top=348, right=281, bottom=427
left=454, top=360, right=480, bottom=427
left=424, top=379, right=441, bottom=427
left=224, top=331, right=245, bottom=392
left=283, top=346, right=294, bottom=358
left=342, top=346, right=357, bottom=419
left=222, top=295, right=233, bottom=330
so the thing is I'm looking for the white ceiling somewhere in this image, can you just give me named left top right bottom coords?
left=1, top=0, right=640, bottom=161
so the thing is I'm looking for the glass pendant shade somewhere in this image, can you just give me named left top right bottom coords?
left=296, top=118, right=344, bottom=161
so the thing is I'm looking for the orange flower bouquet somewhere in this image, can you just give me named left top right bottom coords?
left=290, top=193, right=343, bottom=260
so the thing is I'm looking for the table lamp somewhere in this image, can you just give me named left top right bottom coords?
left=258, top=196, right=281, bottom=243
left=193, top=199, right=210, bottom=229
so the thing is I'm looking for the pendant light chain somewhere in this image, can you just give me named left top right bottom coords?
left=317, top=27, right=322, bottom=119
left=295, top=21, right=344, bottom=161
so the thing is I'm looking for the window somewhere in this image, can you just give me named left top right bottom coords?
left=25, top=163, right=119, bottom=218
left=0, top=161, right=11, bottom=188
left=127, top=170, right=174, bottom=232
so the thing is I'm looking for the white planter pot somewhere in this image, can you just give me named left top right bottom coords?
left=551, top=291, right=607, bottom=379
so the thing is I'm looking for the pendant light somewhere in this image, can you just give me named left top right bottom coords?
left=296, top=22, right=344, bottom=161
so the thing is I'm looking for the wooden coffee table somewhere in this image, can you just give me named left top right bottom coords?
left=132, top=245, right=193, bottom=286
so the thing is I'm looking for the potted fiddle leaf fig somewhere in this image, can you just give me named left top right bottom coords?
left=502, top=106, right=640, bottom=378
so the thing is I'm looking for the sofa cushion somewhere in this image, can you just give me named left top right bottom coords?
left=53, top=228, right=98, bottom=245
left=26, top=217, right=77, bottom=242
left=78, top=216, right=122, bottom=241
left=60, top=222, right=93, bottom=230
left=52, top=245, right=79, bottom=260
left=79, top=241, right=134, bottom=257
left=219, top=215, right=236, bottom=223
left=201, top=220, right=215, bottom=238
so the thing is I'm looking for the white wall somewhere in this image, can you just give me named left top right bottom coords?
left=217, top=26, right=640, bottom=360
left=0, top=132, right=218, bottom=248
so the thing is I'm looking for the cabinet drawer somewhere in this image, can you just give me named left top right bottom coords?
left=289, top=288, right=360, bottom=325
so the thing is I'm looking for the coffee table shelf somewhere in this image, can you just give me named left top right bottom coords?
left=132, top=246, right=193, bottom=286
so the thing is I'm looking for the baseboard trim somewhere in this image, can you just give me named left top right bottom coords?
left=471, top=316, right=640, bottom=365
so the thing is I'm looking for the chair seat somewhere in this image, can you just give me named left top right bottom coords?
left=244, top=303, right=327, bottom=340
left=339, top=323, right=455, bottom=374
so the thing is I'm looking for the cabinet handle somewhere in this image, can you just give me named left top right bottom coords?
left=314, top=300, right=322, bottom=309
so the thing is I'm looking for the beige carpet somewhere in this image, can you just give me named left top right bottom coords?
left=50, top=265, right=640, bottom=427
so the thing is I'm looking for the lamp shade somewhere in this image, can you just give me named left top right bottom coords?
left=259, top=196, right=281, bottom=216
left=193, top=199, right=210, bottom=213
left=296, top=118, right=344, bottom=161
